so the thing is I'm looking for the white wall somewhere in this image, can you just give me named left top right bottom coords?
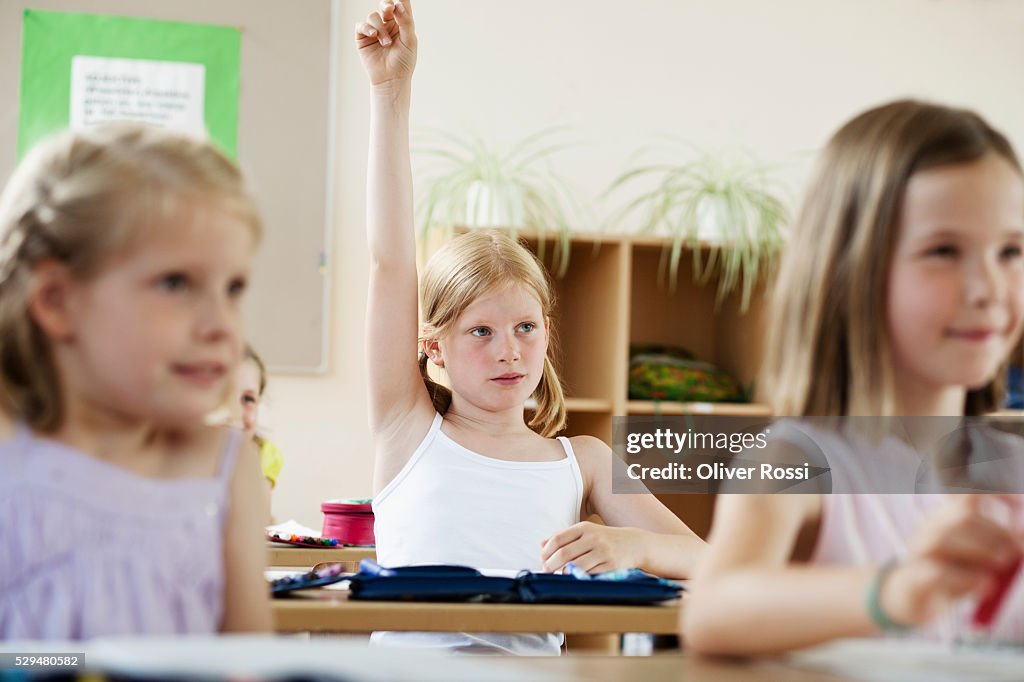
left=266, top=0, right=1024, bottom=529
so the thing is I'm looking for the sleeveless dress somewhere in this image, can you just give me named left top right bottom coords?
left=0, top=423, right=242, bottom=640
left=371, top=413, right=584, bottom=654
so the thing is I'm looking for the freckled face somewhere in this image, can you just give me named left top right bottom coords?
left=432, top=284, right=548, bottom=412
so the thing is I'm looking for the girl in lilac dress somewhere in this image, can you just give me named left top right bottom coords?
left=0, top=122, right=271, bottom=639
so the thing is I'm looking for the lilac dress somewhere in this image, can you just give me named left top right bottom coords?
left=0, top=423, right=241, bottom=640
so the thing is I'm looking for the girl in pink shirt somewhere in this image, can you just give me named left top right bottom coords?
left=684, top=100, right=1024, bottom=654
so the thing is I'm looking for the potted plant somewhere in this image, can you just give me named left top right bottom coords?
left=414, top=127, right=580, bottom=276
left=605, top=144, right=790, bottom=311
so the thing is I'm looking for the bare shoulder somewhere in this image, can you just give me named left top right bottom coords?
left=567, top=434, right=611, bottom=459
left=566, top=434, right=614, bottom=484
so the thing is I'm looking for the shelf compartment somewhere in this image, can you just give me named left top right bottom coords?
left=564, top=397, right=613, bottom=413
left=626, top=400, right=771, bottom=416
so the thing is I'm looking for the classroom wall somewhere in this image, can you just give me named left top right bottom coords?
left=266, top=0, right=1024, bottom=529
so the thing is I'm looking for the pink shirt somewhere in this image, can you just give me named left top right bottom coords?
left=777, top=421, right=1024, bottom=644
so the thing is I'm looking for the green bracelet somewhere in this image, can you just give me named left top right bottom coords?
left=866, top=559, right=912, bottom=634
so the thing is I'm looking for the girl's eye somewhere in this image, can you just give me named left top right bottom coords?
left=470, top=327, right=491, bottom=338
left=228, top=277, right=248, bottom=298
left=157, top=273, right=189, bottom=292
left=925, top=244, right=958, bottom=259
left=1001, top=244, right=1023, bottom=261
left=241, top=393, right=258, bottom=406
left=517, top=322, right=537, bottom=333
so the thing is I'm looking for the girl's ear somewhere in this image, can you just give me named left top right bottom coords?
left=423, top=338, right=445, bottom=368
left=544, top=317, right=551, bottom=344
left=28, top=260, right=76, bottom=342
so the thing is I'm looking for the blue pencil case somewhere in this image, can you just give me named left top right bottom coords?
left=516, top=566, right=682, bottom=604
left=271, top=562, right=351, bottom=595
left=348, top=560, right=681, bottom=605
left=348, top=561, right=519, bottom=602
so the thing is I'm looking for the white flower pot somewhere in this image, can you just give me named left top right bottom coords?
left=695, top=194, right=729, bottom=243
left=465, top=179, right=524, bottom=228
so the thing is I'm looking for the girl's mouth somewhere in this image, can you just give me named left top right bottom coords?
left=946, top=328, right=997, bottom=342
left=174, top=362, right=227, bottom=387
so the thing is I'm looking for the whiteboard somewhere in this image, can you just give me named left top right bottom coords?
left=0, top=0, right=336, bottom=372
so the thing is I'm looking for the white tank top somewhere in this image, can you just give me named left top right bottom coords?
left=371, top=412, right=584, bottom=654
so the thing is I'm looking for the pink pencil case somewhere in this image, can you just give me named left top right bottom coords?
left=321, top=499, right=375, bottom=546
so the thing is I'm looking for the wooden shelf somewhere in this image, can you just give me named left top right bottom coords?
left=626, top=400, right=771, bottom=416
left=508, top=227, right=741, bottom=252
left=525, top=397, right=612, bottom=413
left=565, top=397, right=613, bottom=412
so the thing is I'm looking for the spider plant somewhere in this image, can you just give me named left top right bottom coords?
left=414, top=127, right=580, bottom=276
left=606, top=145, right=790, bottom=311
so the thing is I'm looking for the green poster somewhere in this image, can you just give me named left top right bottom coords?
left=18, top=9, right=240, bottom=158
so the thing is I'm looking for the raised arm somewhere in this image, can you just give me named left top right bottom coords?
left=356, top=1, right=434, bottom=489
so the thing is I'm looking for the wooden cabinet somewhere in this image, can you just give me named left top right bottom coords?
left=520, top=231, right=773, bottom=538
left=518, top=232, right=771, bottom=440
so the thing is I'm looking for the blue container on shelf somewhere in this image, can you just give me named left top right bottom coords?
left=1007, top=365, right=1023, bottom=409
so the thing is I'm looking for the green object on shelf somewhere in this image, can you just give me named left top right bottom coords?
left=628, top=348, right=744, bottom=403
left=629, top=344, right=695, bottom=363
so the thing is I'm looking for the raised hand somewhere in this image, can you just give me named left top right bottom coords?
left=355, top=0, right=418, bottom=88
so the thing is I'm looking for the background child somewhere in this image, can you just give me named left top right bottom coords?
left=683, top=100, right=1024, bottom=654
left=234, top=343, right=284, bottom=492
left=0, top=122, right=271, bottom=639
left=357, top=0, right=703, bottom=654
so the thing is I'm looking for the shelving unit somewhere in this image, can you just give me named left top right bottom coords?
left=519, top=230, right=773, bottom=538
left=515, top=231, right=771, bottom=441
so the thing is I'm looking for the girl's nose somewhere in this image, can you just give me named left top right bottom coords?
left=197, top=294, right=235, bottom=341
left=966, top=256, right=1004, bottom=308
left=498, top=334, right=521, bottom=363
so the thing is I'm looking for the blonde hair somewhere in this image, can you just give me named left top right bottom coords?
left=418, top=230, right=566, bottom=437
left=244, top=342, right=268, bottom=396
left=0, top=122, right=263, bottom=432
left=761, top=100, right=1022, bottom=417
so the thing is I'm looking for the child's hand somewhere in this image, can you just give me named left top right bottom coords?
left=540, top=522, right=650, bottom=574
left=355, top=0, right=417, bottom=88
left=880, top=495, right=1024, bottom=627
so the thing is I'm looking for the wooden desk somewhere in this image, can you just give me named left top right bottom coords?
left=8, top=637, right=1020, bottom=681
left=266, top=542, right=376, bottom=568
left=506, top=654, right=846, bottom=681
left=273, top=589, right=680, bottom=635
